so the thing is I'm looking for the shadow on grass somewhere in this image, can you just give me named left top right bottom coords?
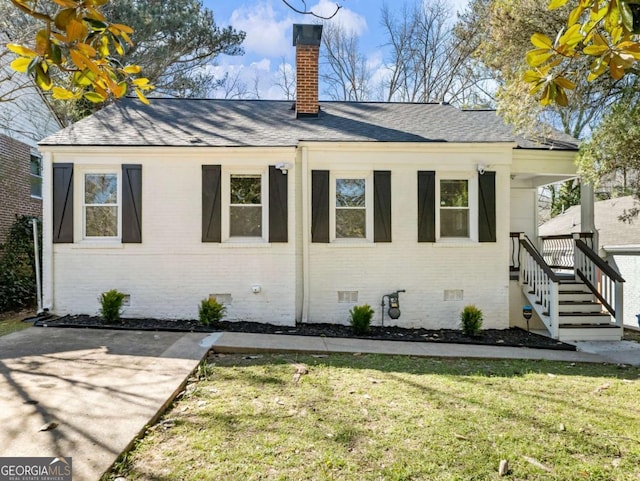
left=209, top=352, right=640, bottom=380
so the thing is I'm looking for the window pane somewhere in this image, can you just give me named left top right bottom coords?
left=85, top=174, right=117, bottom=204
left=30, top=175, right=42, bottom=198
left=230, top=206, right=262, bottom=237
left=30, top=156, right=41, bottom=175
left=441, top=209, right=469, bottom=237
left=440, top=180, right=468, bottom=207
left=336, top=179, right=365, bottom=207
left=86, top=206, right=118, bottom=237
left=230, top=175, right=261, bottom=205
left=336, top=208, right=366, bottom=238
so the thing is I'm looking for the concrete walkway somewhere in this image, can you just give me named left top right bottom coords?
left=0, top=328, right=216, bottom=481
left=1, top=327, right=636, bottom=481
left=208, top=331, right=631, bottom=364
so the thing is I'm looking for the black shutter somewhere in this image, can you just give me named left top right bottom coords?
left=417, top=171, right=436, bottom=242
left=202, top=165, right=222, bottom=242
left=311, top=170, right=329, bottom=243
left=478, top=171, right=496, bottom=242
left=52, top=163, right=74, bottom=243
left=122, top=164, right=142, bottom=243
left=374, top=170, right=392, bottom=242
left=269, top=166, right=288, bottom=242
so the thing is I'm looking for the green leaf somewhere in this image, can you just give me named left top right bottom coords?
left=620, top=1, right=634, bottom=32
left=35, top=64, right=52, bottom=91
left=50, top=43, right=63, bottom=65
left=83, top=91, right=106, bottom=103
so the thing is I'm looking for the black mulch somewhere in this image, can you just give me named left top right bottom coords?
left=35, top=315, right=576, bottom=351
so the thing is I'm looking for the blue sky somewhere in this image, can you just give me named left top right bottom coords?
left=202, top=0, right=470, bottom=99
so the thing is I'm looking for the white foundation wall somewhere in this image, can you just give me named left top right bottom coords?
left=304, top=145, right=512, bottom=329
left=46, top=148, right=298, bottom=325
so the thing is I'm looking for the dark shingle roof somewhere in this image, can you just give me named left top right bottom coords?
left=462, top=109, right=579, bottom=150
left=40, top=98, right=578, bottom=150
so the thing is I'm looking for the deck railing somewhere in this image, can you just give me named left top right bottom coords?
left=574, top=239, right=625, bottom=325
left=540, top=233, right=594, bottom=269
left=519, top=234, right=560, bottom=338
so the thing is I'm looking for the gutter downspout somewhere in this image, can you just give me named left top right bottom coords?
left=301, top=146, right=310, bottom=323
left=41, top=151, right=54, bottom=312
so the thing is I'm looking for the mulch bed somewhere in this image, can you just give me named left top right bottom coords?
left=35, top=315, right=576, bottom=351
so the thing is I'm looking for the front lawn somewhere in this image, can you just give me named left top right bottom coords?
left=108, top=354, right=640, bottom=481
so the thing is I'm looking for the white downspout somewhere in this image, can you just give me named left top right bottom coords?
left=41, top=151, right=54, bottom=312
left=301, top=146, right=310, bottom=323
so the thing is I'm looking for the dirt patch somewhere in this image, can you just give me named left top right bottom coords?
left=37, top=315, right=576, bottom=351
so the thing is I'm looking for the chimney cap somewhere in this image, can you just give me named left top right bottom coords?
left=293, top=24, right=323, bottom=46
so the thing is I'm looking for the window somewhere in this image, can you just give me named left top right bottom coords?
left=30, top=155, right=42, bottom=198
left=229, top=174, right=262, bottom=237
left=440, top=179, right=469, bottom=238
left=84, top=173, right=119, bottom=238
left=335, top=178, right=366, bottom=239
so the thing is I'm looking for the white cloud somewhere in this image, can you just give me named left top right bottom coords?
left=312, top=0, right=367, bottom=36
left=230, top=2, right=295, bottom=58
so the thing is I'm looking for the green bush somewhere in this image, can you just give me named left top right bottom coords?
left=460, top=305, right=483, bottom=336
left=99, top=289, right=126, bottom=323
left=349, top=304, right=374, bottom=335
left=0, top=216, right=41, bottom=313
left=199, top=297, right=226, bottom=326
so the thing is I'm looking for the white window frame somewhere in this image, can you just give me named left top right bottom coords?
left=221, top=168, right=269, bottom=243
left=80, top=168, right=121, bottom=242
left=330, top=172, right=373, bottom=243
left=30, top=154, right=43, bottom=199
left=436, top=173, right=478, bottom=243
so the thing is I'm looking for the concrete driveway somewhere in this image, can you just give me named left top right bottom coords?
left=0, top=327, right=215, bottom=481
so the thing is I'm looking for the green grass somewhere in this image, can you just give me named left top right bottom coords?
left=0, top=312, right=32, bottom=337
left=107, top=354, right=640, bottom=481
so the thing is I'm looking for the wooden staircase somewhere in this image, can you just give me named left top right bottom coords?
left=518, top=234, right=624, bottom=342
left=549, top=280, right=621, bottom=341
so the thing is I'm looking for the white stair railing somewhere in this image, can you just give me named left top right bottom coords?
left=519, top=234, right=560, bottom=339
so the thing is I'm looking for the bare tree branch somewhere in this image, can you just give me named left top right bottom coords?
left=281, top=0, right=342, bottom=19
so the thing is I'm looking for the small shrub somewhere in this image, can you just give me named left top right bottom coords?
left=460, top=304, right=483, bottom=336
left=350, top=304, right=374, bottom=335
left=199, top=298, right=226, bottom=326
left=99, top=289, right=125, bottom=323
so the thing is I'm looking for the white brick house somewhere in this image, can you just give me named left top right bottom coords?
left=40, top=24, right=619, bottom=339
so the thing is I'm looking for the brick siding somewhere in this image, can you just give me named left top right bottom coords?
left=0, top=134, right=41, bottom=244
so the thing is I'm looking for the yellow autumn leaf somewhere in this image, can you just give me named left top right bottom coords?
left=583, top=44, right=610, bottom=55
left=548, top=0, right=569, bottom=10
left=10, top=57, right=32, bottom=73
left=122, top=65, right=141, bottom=74
left=531, top=33, right=553, bottom=49
left=67, top=19, right=88, bottom=43
left=52, top=0, right=79, bottom=7
left=555, top=76, right=576, bottom=90
left=7, top=44, right=38, bottom=58
left=111, top=23, right=134, bottom=34
left=526, top=49, right=553, bottom=67
left=134, top=88, right=150, bottom=105
left=52, top=87, right=76, bottom=100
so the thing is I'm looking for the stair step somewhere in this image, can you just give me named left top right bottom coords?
left=558, top=325, right=622, bottom=341
left=543, top=312, right=611, bottom=325
left=558, top=301, right=603, bottom=314
left=558, top=283, right=591, bottom=294
left=559, top=291, right=596, bottom=302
